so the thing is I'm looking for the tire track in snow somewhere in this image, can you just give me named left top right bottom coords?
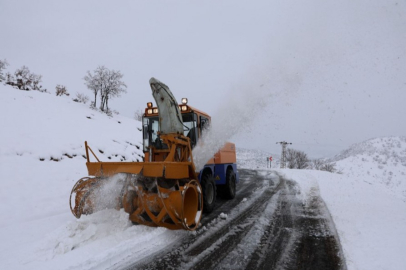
left=184, top=179, right=283, bottom=269
left=124, top=170, right=346, bottom=270
left=245, top=176, right=347, bottom=270
left=127, top=169, right=279, bottom=270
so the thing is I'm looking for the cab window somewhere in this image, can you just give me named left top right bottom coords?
left=182, top=113, right=198, bottom=148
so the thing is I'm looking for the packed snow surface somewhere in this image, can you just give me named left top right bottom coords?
left=1, top=84, right=405, bottom=270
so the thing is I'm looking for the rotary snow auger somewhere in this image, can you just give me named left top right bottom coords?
left=70, top=77, right=239, bottom=231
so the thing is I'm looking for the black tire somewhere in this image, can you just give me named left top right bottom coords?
left=223, top=168, right=236, bottom=200
left=201, top=172, right=216, bottom=213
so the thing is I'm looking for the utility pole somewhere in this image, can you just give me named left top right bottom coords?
left=276, top=141, right=292, bottom=169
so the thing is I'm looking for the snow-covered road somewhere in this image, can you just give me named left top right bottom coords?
left=129, top=169, right=346, bottom=270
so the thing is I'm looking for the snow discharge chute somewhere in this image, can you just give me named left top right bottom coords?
left=69, top=77, right=203, bottom=230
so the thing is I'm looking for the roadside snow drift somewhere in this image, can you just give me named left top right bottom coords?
left=280, top=169, right=406, bottom=270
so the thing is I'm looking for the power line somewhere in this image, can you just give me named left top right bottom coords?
left=276, top=141, right=292, bottom=169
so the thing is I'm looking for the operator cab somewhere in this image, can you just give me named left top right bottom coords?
left=142, top=98, right=210, bottom=153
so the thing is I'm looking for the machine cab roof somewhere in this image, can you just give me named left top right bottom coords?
left=142, top=99, right=211, bottom=153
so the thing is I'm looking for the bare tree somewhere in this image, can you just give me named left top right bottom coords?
left=0, top=59, right=9, bottom=82
left=286, top=148, right=297, bottom=169
left=84, top=66, right=104, bottom=108
left=320, top=163, right=337, bottom=173
left=5, top=72, right=14, bottom=85
left=31, top=74, right=45, bottom=91
left=14, top=66, right=29, bottom=90
left=84, top=66, right=127, bottom=112
left=6, top=66, right=44, bottom=91
left=134, top=109, right=143, bottom=121
left=312, top=159, right=324, bottom=170
left=15, top=66, right=33, bottom=90
left=286, top=148, right=310, bottom=169
left=101, top=69, right=127, bottom=111
left=296, top=150, right=310, bottom=169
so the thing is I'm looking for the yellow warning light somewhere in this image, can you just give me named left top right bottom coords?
left=147, top=102, right=153, bottom=108
left=181, top=98, right=188, bottom=105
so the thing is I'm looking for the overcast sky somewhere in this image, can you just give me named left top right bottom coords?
left=1, top=0, right=405, bottom=158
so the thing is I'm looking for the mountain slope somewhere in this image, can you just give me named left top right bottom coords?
left=330, top=136, right=406, bottom=200
left=0, top=85, right=170, bottom=270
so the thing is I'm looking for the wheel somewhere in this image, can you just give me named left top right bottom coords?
left=222, top=168, right=236, bottom=200
left=201, top=172, right=216, bottom=213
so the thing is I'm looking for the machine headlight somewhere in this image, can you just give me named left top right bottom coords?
left=153, top=108, right=159, bottom=114
left=147, top=109, right=153, bottom=114
left=181, top=105, right=188, bottom=111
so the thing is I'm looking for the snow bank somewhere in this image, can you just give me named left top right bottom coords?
left=280, top=169, right=406, bottom=270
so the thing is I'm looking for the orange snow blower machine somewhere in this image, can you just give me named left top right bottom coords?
left=70, top=78, right=239, bottom=231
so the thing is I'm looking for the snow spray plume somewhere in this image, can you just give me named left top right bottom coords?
left=193, top=77, right=275, bottom=171
left=92, top=174, right=126, bottom=214
left=192, top=14, right=326, bottom=170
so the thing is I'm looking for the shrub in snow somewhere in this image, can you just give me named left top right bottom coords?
left=134, top=109, right=143, bottom=121
left=311, top=158, right=337, bottom=173
left=105, top=108, right=113, bottom=117
left=55, top=85, right=69, bottom=96
left=73, top=92, right=89, bottom=104
left=0, top=59, right=9, bottom=82
left=5, top=65, right=46, bottom=92
left=320, top=163, right=337, bottom=173
left=286, top=148, right=310, bottom=169
left=312, top=159, right=324, bottom=170
left=89, top=101, right=97, bottom=109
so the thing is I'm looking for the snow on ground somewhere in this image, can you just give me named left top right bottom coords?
left=0, top=85, right=143, bottom=163
left=330, top=136, right=406, bottom=202
left=276, top=137, right=406, bottom=270
left=279, top=169, right=406, bottom=270
left=0, top=85, right=180, bottom=270
left=1, top=84, right=405, bottom=270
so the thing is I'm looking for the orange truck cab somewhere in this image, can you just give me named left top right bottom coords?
left=142, top=99, right=239, bottom=212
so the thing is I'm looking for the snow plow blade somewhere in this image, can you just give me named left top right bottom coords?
left=70, top=137, right=203, bottom=231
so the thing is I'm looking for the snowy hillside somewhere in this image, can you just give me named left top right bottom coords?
left=0, top=85, right=156, bottom=270
left=1, top=85, right=405, bottom=270
left=330, top=136, right=406, bottom=201
left=0, top=85, right=143, bottom=163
